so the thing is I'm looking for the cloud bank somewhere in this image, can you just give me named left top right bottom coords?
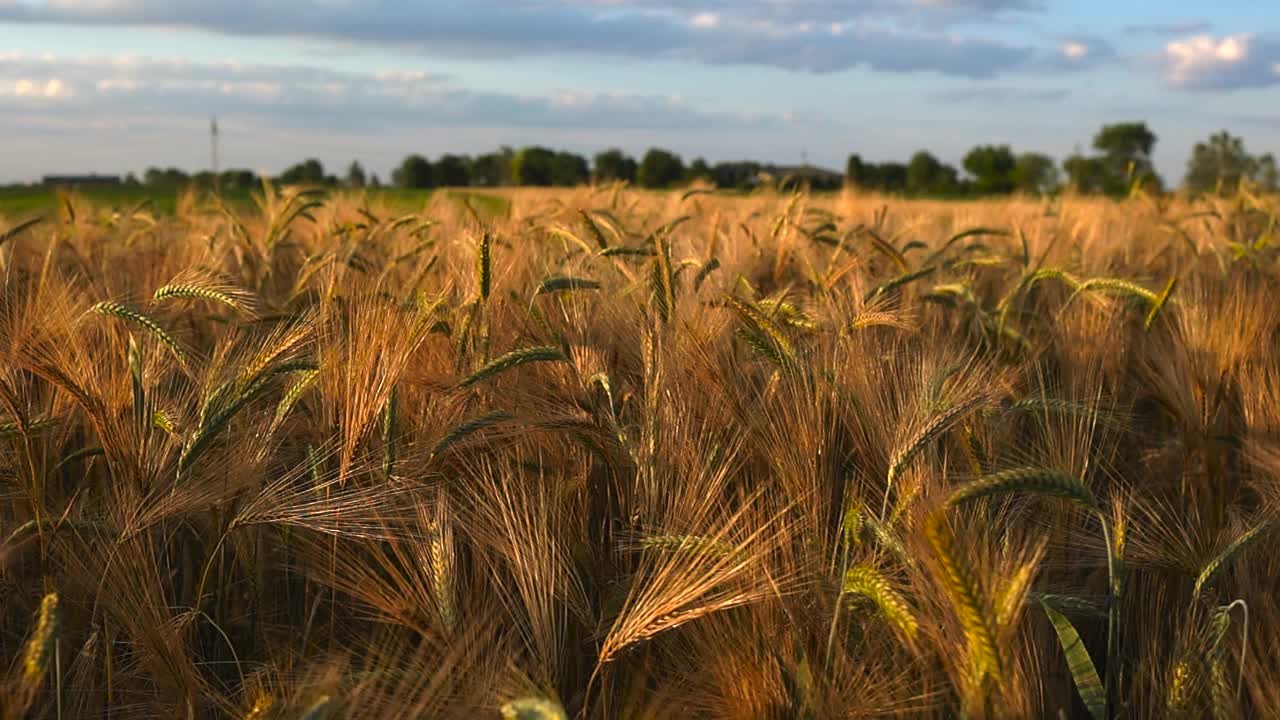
left=1163, top=33, right=1280, bottom=90
left=0, top=0, right=1042, bottom=78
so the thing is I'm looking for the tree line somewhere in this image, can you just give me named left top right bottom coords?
left=130, top=122, right=1277, bottom=197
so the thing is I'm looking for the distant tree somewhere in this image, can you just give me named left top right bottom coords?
left=846, top=154, right=872, bottom=188
left=279, top=158, right=326, bottom=185
left=346, top=160, right=367, bottom=188
left=124, top=172, right=140, bottom=185
left=1185, top=130, right=1278, bottom=193
left=906, top=151, right=958, bottom=195
left=962, top=145, right=1017, bottom=194
left=144, top=167, right=189, bottom=187
left=472, top=147, right=514, bottom=186
left=436, top=154, right=473, bottom=187
left=712, top=161, right=762, bottom=189
left=511, top=147, right=557, bottom=186
left=876, top=162, right=909, bottom=193
left=1012, top=152, right=1061, bottom=194
left=392, top=154, right=435, bottom=189
left=1258, top=155, right=1280, bottom=192
left=1094, top=122, right=1156, bottom=174
left=687, top=157, right=711, bottom=182
left=216, top=169, right=255, bottom=190
left=637, top=148, right=685, bottom=189
left=593, top=149, right=637, bottom=183
left=1093, top=121, right=1161, bottom=193
left=369, top=173, right=383, bottom=189
left=550, top=151, right=590, bottom=186
left=1063, top=153, right=1110, bottom=194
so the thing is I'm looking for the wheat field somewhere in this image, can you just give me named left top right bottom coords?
left=1, top=184, right=1277, bottom=718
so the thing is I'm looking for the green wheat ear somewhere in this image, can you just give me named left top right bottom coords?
left=579, top=208, right=610, bottom=249
left=21, top=592, right=60, bottom=693
left=536, top=276, right=601, bottom=295
left=0, top=417, right=57, bottom=438
left=1192, top=520, right=1272, bottom=600
left=884, top=395, right=984, bottom=514
left=843, top=563, right=918, bottom=640
left=430, top=410, right=514, bottom=457
left=1144, top=275, right=1178, bottom=330
left=298, top=695, right=332, bottom=720
left=153, top=274, right=258, bottom=318
left=0, top=216, right=43, bottom=248
left=947, top=467, right=1101, bottom=513
left=89, top=300, right=185, bottom=362
left=476, top=232, right=492, bottom=302
left=457, top=346, right=567, bottom=388
left=501, top=697, right=568, bottom=720
left=924, top=513, right=1002, bottom=684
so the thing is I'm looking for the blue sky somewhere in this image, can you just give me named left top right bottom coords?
left=1, top=1, right=1277, bottom=184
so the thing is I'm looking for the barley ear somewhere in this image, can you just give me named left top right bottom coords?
left=20, top=592, right=60, bottom=694
left=843, top=563, right=918, bottom=640
left=1192, top=520, right=1271, bottom=601
left=501, top=697, right=569, bottom=720
left=947, top=467, right=1101, bottom=513
left=298, top=694, right=332, bottom=720
left=89, top=301, right=185, bottom=362
left=458, top=347, right=567, bottom=388
left=924, top=513, right=1002, bottom=683
left=1144, top=275, right=1178, bottom=331
left=476, top=232, right=492, bottom=302
left=885, top=396, right=984, bottom=516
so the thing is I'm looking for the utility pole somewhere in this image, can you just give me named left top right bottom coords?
left=210, top=116, right=219, bottom=192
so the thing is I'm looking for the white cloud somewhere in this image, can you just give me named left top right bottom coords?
left=0, top=51, right=786, bottom=131
left=0, top=0, right=1040, bottom=78
left=690, top=12, right=718, bottom=29
left=5, top=76, right=73, bottom=98
left=1061, top=41, right=1088, bottom=60
left=1164, top=33, right=1280, bottom=90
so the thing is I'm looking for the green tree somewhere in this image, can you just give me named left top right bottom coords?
left=1063, top=153, right=1108, bottom=194
left=877, top=163, right=908, bottom=192
left=1184, top=130, right=1278, bottom=193
left=687, top=157, right=711, bottom=182
left=392, top=154, right=435, bottom=189
left=846, top=154, right=872, bottom=188
left=220, top=169, right=257, bottom=190
left=1012, top=153, right=1061, bottom=194
left=279, top=158, right=326, bottom=185
left=472, top=147, right=514, bottom=186
left=346, top=160, right=366, bottom=188
left=593, top=149, right=637, bottom=183
left=1093, top=122, right=1161, bottom=193
left=512, top=147, right=557, bottom=186
left=550, top=152, right=590, bottom=186
left=906, top=151, right=958, bottom=195
left=712, top=161, right=762, bottom=189
left=963, top=145, right=1016, bottom=194
left=637, top=148, right=685, bottom=188
left=436, top=154, right=473, bottom=187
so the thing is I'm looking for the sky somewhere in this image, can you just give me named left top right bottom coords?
left=1, top=1, right=1278, bottom=185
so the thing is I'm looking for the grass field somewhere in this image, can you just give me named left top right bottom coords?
left=1, top=184, right=1278, bottom=718
left=0, top=185, right=513, bottom=219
